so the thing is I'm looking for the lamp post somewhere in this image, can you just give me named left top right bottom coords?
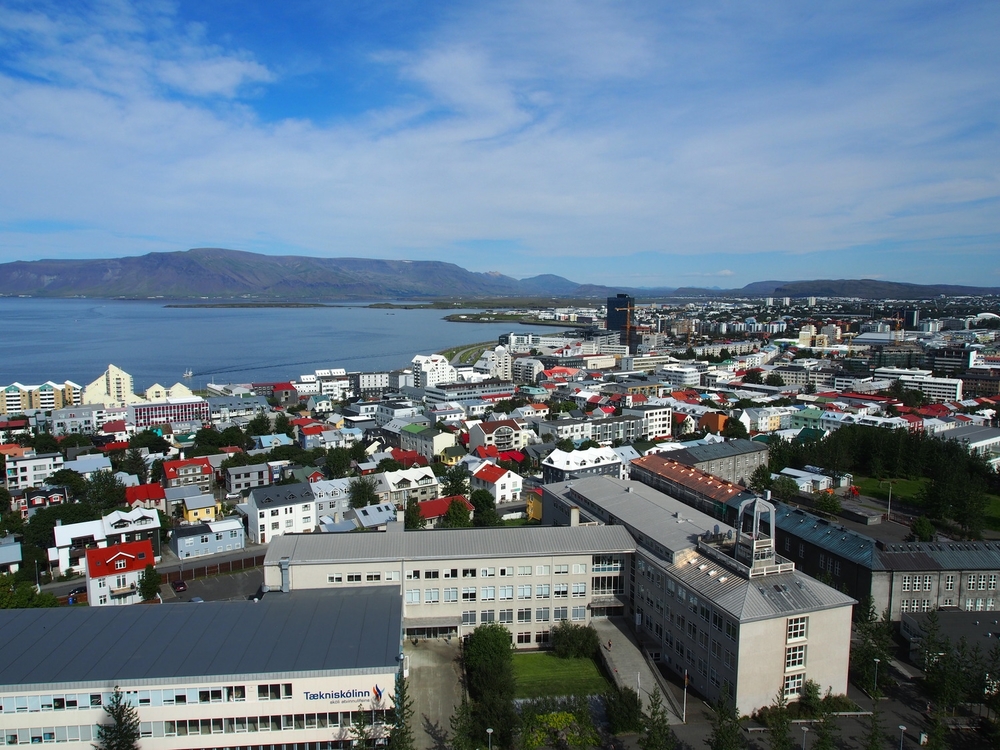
left=898, top=724, right=906, bottom=750
left=487, top=727, right=493, bottom=750
left=873, top=657, right=880, bottom=696
left=801, top=726, right=809, bottom=750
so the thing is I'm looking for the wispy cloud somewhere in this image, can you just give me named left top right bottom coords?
left=0, top=0, right=996, bottom=286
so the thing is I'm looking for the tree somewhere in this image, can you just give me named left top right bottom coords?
left=247, top=413, right=272, bottom=436
left=47, top=469, right=87, bottom=500
left=93, top=686, right=140, bottom=750
left=813, top=492, right=842, bottom=516
left=138, top=564, right=160, bottom=602
left=860, top=702, right=886, bottom=750
left=556, top=438, right=575, bottom=452
left=764, top=373, right=786, bottom=387
left=130, top=429, right=171, bottom=453
left=771, top=475, right=800, bottom=503
left=0, top=487, right=11, bottom=514
left=639, top=687, right=676, bottom=750
left=911, top=516, right=935, bottom=542
left=349, top=703, right=373, bottom=749
left=378, top=458, right=405, bottom=472
left=85, top=471, right=127, bottom=512
left=326, top=447, right=353, bottom=478
left=120, top=448, right=148, bottom=484
left=707, top=698, right=746, bottom=750
left=403, top=498, right=425, bottom=530
left=550, top=622, right=599, bottom=659
left=0, top=575, right=59, bottom=608
left=722, top=418, right=749, bottom=440
left=274, top=412, right=293, bottom=437
left=742, top=370, right=763, bottom=384
left=469, top=489, right=502, bottom=527
left=440, top=498, right=472, bottom=529
left=348, top=475, right=379, bottom=509
left=441, top=465, right=471, bottom=498
left=763, top=691, right=793, bottom=750
left=749, top=464, right=773, bottom=495
left=603, top=685, right=643, bottom=734
left=462, top=622, right=518, bottom=748
left=386, top=671, right=415, bottom=750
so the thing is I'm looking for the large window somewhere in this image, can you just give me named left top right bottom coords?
left=785, top=645, right=806, bottom=670
left=786, top=616, right=808, bottom=642
left=783, top=673, right=804, bottom=699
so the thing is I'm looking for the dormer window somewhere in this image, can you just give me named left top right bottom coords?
left=115, top=559, right=127, bottom=570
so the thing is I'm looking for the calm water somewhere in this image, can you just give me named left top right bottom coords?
left=0, top=298, right=556, bottom=390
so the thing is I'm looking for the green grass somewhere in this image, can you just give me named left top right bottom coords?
left=852, top=475, right=929, bottom=503
left=512, top=652, right=610, bottom=699
left=504, top=517, right=541, bottom=527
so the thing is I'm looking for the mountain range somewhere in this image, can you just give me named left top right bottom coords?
left=0, top=248, right=995, bottom=301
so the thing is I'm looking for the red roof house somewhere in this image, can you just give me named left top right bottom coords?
left=85, top=539, right=155, bottom=606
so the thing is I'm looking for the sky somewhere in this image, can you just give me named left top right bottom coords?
left=0, top=1, right=998, bottom=289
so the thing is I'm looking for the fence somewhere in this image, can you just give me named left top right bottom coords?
left=161, top=554, right=267, bottom=584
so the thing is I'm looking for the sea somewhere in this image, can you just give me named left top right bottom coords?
left=0, top=297, right=559, bottom=391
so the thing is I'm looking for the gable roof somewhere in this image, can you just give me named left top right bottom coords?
left=419, top=495, right=474, bottom=520
left=161, top=457, right=213, bottom=480
left=473, top=463, right=508, bottom=484
left=125, top=483, right=166, bottom=505
left=86, top=539, right=154, bottom=578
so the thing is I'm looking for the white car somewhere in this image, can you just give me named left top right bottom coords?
left=225, top=492, right=241, bottom=500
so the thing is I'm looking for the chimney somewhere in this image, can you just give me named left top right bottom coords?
left=279, top=557, right=291, bottom=593
left=569, top=507, right=580, bottom=527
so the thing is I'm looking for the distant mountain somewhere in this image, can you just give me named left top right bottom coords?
left=0, top=249, right=994, bottom=301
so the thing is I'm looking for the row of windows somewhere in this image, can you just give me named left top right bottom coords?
left=0, top=685, right=267, bottom=716
left=405, top=564, right=588, bottom=579
left=460, top=606, right=586, bottom=625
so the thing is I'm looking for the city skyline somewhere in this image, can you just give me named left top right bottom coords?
left=1, top=1, right=997, bottom=287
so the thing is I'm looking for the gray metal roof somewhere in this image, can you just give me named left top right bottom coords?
left=773, top=504, right=877, bottom=567
left=265, top=525, right=635, bottom=566
left=0, top=588, right=401, bottom=689
left=249, top=482, right=314, bottom=509
left=670, top=439, right=768, bottom=465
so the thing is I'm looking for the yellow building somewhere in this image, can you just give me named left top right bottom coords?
left=181, top=494, right=222, bottom=523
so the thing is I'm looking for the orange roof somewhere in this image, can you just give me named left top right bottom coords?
left=161, top=456, right=212, bottom=480
left=419, top=495, right=474, bottom=520
left=632, top=454, right=750, bottom=503
left=474, top=463, right=508, bottom=484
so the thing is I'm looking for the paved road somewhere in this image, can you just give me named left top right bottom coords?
left=405, top=639, right=463, bottom=750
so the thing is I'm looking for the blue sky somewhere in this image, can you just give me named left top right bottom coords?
left=0, top=0, right=997, bottom=288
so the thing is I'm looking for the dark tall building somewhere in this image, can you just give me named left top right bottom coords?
left=606, top=293, right=634, bottom=335
left=903, top=308, right=921, bottom=329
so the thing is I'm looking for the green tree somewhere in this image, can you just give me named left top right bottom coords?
left=120, top=448, right=148, bottom=484
left=274, top=413, right=293, bottom=438
left=852, top=598, right=894, bottom=696
left=771, top=475, right=800, bottom=503
left=0, top=575, right=59, bottom=608
left=441, top=465, right=471, bottom=497
left=403, top=498, right=425, bottom=530
left=550, top=622, right=599, bottom=659
left=763, top=691, right=793, bottom=750
left=60, top=433, right=94, bottom=449
left=707, top=698, right=746, bottom=750
left=93, top=686, right=140, bottom=750
left=138, top=564, right=160, bottom=601
left=813, top=492, right=842, bottom=516
left=378, top=458, right=405, bottom=472
left=440, top=498, right=472, bottom=528
left=764, top=373, right=786, bottom=387
left=348, top=475, right=379, bottom=509
left=462, top=622, right=518, bottom=748
left=326, top=447, right=353, bottom=478
left=0, top=487, right=11, bottom=514
left=860, top=702, right=886, bottom=750
left=639, top=687, right=676, bottom=750
left=911, top=516, right=935, bottom=542
left=247, top=413, right=272, bottom=436
left=556, top=438, right=575, bottom=452
left=349, top=703, right=373, bottom=749
left=85, top=472, right=127, bottom=512
left=811, top=706, right=838, bottom=750
left=386, top=671, right=415, bottom=750
left=32, top=432, right=60, bottom=453
left=469, top=489, right=502, bottom=527
left=603, top=685, right=643, bottom=734
left=47, top=469, right=87, bottom=499
left=749, top=464, right=773, bottom=495
left=722, top=418, right=749, bottom=440
left=129, top=430, right=170, bottom=453
left=742, top=370, right=763, bottom=385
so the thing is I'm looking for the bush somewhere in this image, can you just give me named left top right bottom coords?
left=603, top=685, right=643, bottom=734
left=551, top=622, right=599, bottom=659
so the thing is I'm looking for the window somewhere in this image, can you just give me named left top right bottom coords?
left=572, top=582, right=586, bottom=597
left=271, top=522, right=279, bottom=530
left=444, top=587, right=458, bottom=602
left=115, top=559, right=127, bottom=570
left=285, top=519, right=293, bottom=528
left=554, top=584, right=568, bottom=598
left=518, top=608, right=532, bottom=623
left=481, top=586, right=496, bottom=601
left=499, top=586, right=514, bottom=601
left=901, top=575, right=910, bottom=592
left=711, top=639, right=722, bottom=658
left=536, top=584, right=550, bottom=599
left=443, top=568, right=458, bottom=578
left=946, top=575, right=955, bottom=591
left=327, top=574, right=342, bottom=583
left=462, top=568, right=477, bottom=578
left=725, top=621, right=737, bottom=641
left=367, top=572, right=381, bottom=582
left=924, top=575, right=933, bottom=591
left=536, top=607, right=550, bottom=622
left=499, top=609, right=513, bottom=624
left=462, top=611, right=476, bottom=626
left=405, top=569, right=420, bottom=580
left=572, top=606, right=586, bottom=621
left=462, top=587, right=477, bottom=602
left=384, top=570, right=400, bottom=582
left=554, top=564, right=569, bottom=574
left=535, top=630, right=550, bottom=644
left=518, top=585, right=532, bottom=599
left=517, top=632, right=532, bottom=644
left=257, top=684, right=292, bottom=701
left=405, top=589, right=420, bottom=604
left=499, top=567, right=513, bottom=577
left=783, top=673, right=804, bottom=699
left=785, top=645, right=806, bottom=670
left=980, top=575, right=988, bottom=591
left=724, top=650, right=736, bottom=670
left=786, top=617, right=808, bottom=642
left=991, top=575, right=998, bottom=591
left=425, top=588, right=440, bottom=603
left=347, top=573, right=361, bottom=582
left=554, top=606, right=568, bottom=621
left=481, top=567, right=496, bottom=577
left=481, top=610, right=495, bottom=623
left=425, top=570, right=440, bottom=579
left=518, top=566, right=532, bottom=576
left=536, top=565, right=551, bottom=576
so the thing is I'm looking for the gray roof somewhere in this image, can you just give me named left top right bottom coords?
left=0, top=588, right=401, bottom=689
left=546, top=476, right=730, bottom=556
left=249, top=482, right=314, bottom=509
left=183, top=494, right=217, bottom=511
left=265, top=524, right=636, bottom=566
left=670, top=439, right=768, bottom=465
left=945, top=425, right=1000, bottom=446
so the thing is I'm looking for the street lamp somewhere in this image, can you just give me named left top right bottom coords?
left=487, top=727, right=493, bottom=750
left=898, top=724, right=906, bottom=750
left=873, top=657, right=880, bottom=695
left=801, top=726, right=809, bottom=750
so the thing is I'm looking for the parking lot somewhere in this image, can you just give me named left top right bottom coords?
left=160, top=568, right=264, bottom=603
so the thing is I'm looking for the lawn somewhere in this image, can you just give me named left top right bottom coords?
left=852, top=475, right=929, bottom=504
left=512, top=652, right=610, bottom=699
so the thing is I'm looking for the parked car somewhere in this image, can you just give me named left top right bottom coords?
left=68, top=586, right=87, bottom=597
left=170, top=580, right=187, bottom=592
left=189, top=597, right=205, bottom=603
left=225, top=492, right=241, bottom=500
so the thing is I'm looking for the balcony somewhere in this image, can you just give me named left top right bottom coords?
left=110, top=583, right=136, bottom=597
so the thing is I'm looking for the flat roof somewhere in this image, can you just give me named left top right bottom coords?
left=265, top=524, right=635, bottom=566
left=0, top=588, right=401, bottom=690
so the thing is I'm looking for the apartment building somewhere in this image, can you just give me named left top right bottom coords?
left=2, top=381, right=81, bottom=415
left=85, top=540, right=155, bottom=607
left=411, top=354, right=456, bottom=389
left=541, top=447, right=624, bottom=484
left=623, top=404, right=673, bottom=440
left=4, top=453, right=63, bottom=491
left=467, top=419, right=531, bottom=453
left=667, top=439, right=769, bottom=486
left=247, top=483, right=317, bottom=544
left=225, top=463, right=270, bottom=495
left=423, top=379, right=517, bottom=405
left=128, top=398, right=210, bottom=429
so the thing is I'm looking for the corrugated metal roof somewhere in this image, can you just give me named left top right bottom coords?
left=670, top=439, right=768, bottom=465
left=265, top=525, right=636, bottom=566
left=0, top=588, right=401, bottom=688
left=772, top=505, right=877, bottom=567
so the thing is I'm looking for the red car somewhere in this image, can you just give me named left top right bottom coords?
left=170, top=580, right=187, bottom=593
